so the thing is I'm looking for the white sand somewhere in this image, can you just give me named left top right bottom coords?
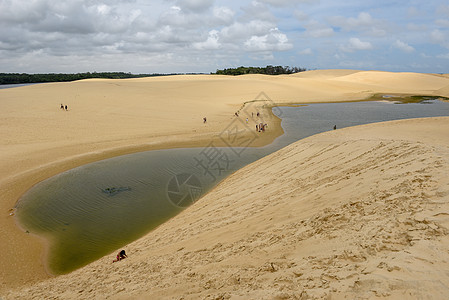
left=1, top=70, right=449, bottom=297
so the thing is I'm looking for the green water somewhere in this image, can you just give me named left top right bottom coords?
left=16, top=100, right=449, bottom=273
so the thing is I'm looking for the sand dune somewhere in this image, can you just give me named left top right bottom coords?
left=1, top=70, right=449, bottom=296
left=290, top=69, right=361, bottom=79
left=333, top=71, right=449, bottom=94
left=3, top=117, right=449, bottom=299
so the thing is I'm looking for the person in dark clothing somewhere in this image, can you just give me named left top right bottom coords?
left=113, top=249, right=128, bottom=262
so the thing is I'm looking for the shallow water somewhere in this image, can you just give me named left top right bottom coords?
left=16, top=100, right=449, bottom=273
left=0, top=83, right=42, bottom=89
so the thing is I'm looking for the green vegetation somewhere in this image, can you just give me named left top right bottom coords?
left=1, top=66, right=308, bottom=84
left=214, top=65, right=307, bottom=76
left=369, top=94, right=449, bottom=104
left=0, top=72, right=183, bottom=85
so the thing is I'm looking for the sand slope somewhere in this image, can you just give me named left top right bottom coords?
left=4, top=117, right=449, bottom=299
left=1, top=70, right=449, bottom=294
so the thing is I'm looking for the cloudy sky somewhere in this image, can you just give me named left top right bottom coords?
left=1, top=0, right=449, bottom=74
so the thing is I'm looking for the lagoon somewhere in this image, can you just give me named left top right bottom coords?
left=16, top=99, right=449, bottom=274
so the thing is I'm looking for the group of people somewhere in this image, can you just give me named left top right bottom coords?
left=60, top=104, right=68, bottom=111
left=204, top=111, right=268, bottom=131
left=238, top=111, right=260, bottom=118
left=256, top=123, right=267, bottom=132
left=232, top=111, right=268, bottom=132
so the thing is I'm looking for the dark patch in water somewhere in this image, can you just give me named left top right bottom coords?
left=101, top=187, right=132, bottom=196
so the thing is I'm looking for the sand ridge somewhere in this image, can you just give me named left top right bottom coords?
left=1, top=70, right=449, bottom=296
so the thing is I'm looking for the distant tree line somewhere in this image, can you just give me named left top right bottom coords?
left=0, top=67, right=309, bottom=84
left=214, top=65, right=307, bottom=76
left=0, top=72, right=182, bottom=85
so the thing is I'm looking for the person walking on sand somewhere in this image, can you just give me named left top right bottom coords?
left=203, top=117, right=207, bottom=123
left=60, top=104, right=64, bottom=110
left=113, top=249, right=128, bottom=263
left=256, top=124, right=258, bottom=132
left=65, top=105, right=68, bottom=111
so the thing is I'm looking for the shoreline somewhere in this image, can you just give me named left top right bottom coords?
left=1, top=104, right=283, bottom=292
left=4, top=116, right=449, bottom=299
left=3, top=95, right=393, bottom=290
left=5, top=95, right=440, bottom=287
left=2, top=70, right=449, bottom=294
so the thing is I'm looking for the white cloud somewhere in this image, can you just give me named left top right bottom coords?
left=349, top=38, right=372, bottom=50
left=240, top=1, right=276, bottom=22
left=1, top=0, right=448, bottom=73
left=431, top=29, right=449, bottom=48
left=393, top=40, right=415, bottom=53
left=158, top=5, right=201, bottom=28
left=431, top=29, right=445, bottom=42
left=244, top=28, right=292, bottom=52
left=330, top=12, right=373, bottom=29
left=175, top=0, right=213, bottom=12
left=341, top=37, right=373, bottom=52
left=193, top=30, right=220, bottom=50
left=220, top=20, right=274, bottom=42
left=0, top=0, right=48, bottom=24
left=212, top=6, right=235, bottom=25
left=329, top=12, right=387, bottom=37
